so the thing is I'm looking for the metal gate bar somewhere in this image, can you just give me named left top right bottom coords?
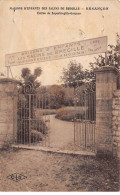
left=74, top=91, right=96, bottom=152
left=17, top=93, right=50, bottom=147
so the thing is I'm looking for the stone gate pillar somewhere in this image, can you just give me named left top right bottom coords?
left=0, top=78, right=20, bottom=147
left=95, top=66, right=119, bottom=157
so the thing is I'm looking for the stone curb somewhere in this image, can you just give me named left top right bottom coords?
left=12, top=144, right=96, bottom=157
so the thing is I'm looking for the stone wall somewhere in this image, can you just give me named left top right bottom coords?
left=95, top=66, right=119, bottom=157
left=112, top=90, right=120, bottom=159
left=0, top=78, right=20, bottom=148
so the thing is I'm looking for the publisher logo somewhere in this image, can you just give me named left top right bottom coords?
left=7, top=173, right=27, bottom=182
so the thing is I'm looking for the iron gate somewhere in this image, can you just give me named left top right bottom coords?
left=74, top=91, right=96, bottom=152
left=17, top=83, right=50, bottom=146
left=16, top=82, right=96, bottom=152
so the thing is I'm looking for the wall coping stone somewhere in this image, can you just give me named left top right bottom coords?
left=94, top=66, right=120, bottom=75
left=0, top=78, right=21, bottom=85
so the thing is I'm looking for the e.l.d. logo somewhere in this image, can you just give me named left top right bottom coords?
left=7, top=173, right=27, bottom=182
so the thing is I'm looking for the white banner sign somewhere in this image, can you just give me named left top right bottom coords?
left=5, top=36, right=107, bottom=67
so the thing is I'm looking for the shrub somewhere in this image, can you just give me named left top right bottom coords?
left=0, top=142, right=11, bottom=151
left=17, top=95, right=49, bottom=144
left=55, top=106, right=86, bottom=122
left=17, top=119, right=48, bottom=144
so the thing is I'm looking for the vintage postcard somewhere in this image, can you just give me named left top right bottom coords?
left=0, top=0, right=120, bottom=192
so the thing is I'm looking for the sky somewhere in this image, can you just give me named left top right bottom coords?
left=0, top=0, right=120, bottom=85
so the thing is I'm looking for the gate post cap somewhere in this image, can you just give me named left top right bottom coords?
left=0, top=78, right=21, bottom=84
left=94, top=66, right=120, bottom=75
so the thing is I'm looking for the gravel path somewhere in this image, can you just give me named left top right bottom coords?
left=49, top=115, right=74, bottom=149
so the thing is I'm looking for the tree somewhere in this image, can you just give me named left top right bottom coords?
left=89, top=33, right=120, bottom=69
left=61, top=61, right=85, bottom=93
left=40, top=85, right=65, bottom=109
left=20, top=67, right=42, bottom=93
left=86, top=33, right=120, bottom=91
left=17, top=67, right=48, bottom=143
left=49, top=85, right=65, bottom=109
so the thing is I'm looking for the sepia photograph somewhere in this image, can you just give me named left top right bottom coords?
left=0, top=0, right=120, bottom=192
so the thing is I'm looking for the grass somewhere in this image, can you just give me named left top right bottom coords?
left=68, top=156, right=119, bottom=191
left=55, top=106, right=86, bottom=122
left=0, top=149, right=119, bottom=191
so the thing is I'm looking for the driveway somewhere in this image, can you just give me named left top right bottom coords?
left=49, top=115, right=74, bottom=149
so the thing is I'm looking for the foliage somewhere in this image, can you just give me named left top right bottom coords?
left=38, top=85, right=65, bottom=109
left=17, top=95, right=48, bottom=144
left=61, top=60, right=96, bottom=93
left=61, top=34, right=120, bottom=93
left=61, top=61, right=85, bottom=90
left=17, top=119, right=48, bottom=144
left=56, top=90, right=96, bottom=122
left=90, top=33, right=120, bottom=69
left=49, top=85, right=65, bottom=109
left=17, top=67, right=47, bottom=144
left=88, top=33, right=120, bottom=88
left=0, top=141, right=11, bottom=151
left=55, top=106, right=86, bottom=122
left=21, top=67, right=42, bottom=91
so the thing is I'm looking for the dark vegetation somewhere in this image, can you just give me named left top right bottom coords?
left=17, top=68, right=48, bottom=144
left=55, top=107, right=85, bottom=122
